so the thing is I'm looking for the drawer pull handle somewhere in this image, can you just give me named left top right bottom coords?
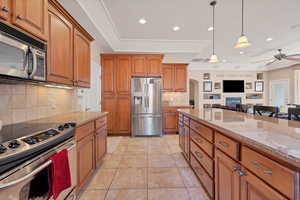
left=250, top=161, right=273, bottom=175
left=2, top=7, right=9, bottom=12
left=218, top=141, right=229, bottom=148
left=17, top=15, right=23, bottom=20
left=232, top=167, right=240, bottom=171
left=195, top=151, right=203, bottom=159
left=238, top=170, right=245, bottom=177
left=196, top=139, right=203, bottom=144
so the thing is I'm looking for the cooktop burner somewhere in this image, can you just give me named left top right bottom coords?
left=0, top=122, right=76, bottom=174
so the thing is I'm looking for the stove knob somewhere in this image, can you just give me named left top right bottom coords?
left=8, top=140, right=20, bottom=149
left=58, top=125, right=64, bottom=131
left=0, top=145, right=7, bottom=154
left=64, top=123, right=70, bottom=129
left=69, top=123, right=76, bottom=127
left=24, top=137, right=36, bottom=145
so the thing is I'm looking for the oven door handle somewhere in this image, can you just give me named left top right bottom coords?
left=0, top=160, right=52, bottom=189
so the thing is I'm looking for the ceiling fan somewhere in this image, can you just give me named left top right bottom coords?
left=252, top=49, right=300, bottom=66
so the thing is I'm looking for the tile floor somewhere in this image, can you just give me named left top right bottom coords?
left=79, top=135, right=209, bottom=200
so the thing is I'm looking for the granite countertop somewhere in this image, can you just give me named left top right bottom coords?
left=178, top=108, right=300, bottom=169
left=31, top=111, right=108, bottom=126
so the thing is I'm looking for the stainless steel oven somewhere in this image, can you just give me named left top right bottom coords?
left=0, top=22, right=46, bottom=81
left=0, top=138, right=77, bottom=200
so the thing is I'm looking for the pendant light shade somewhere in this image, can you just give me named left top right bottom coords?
left=235, top=0, right=251, bottom=48
left=209, top=1, right=219, bottom=63
left=209, top=54, right=219, bottom=63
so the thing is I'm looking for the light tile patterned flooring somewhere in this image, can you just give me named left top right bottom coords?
left=79, top=135, right=209, bottom=200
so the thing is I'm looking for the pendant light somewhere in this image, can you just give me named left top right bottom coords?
left=235, top=0, right=251, bottom=48
left=209, top=1, right=219, bottom=63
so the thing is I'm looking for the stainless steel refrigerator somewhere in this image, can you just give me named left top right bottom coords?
left=131, top=77, right=162, bottom=137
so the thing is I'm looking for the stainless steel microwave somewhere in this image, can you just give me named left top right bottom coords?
left=0, top=23, right=46, bottom=81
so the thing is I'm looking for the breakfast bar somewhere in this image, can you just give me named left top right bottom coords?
left=178, top=108, right=300, bottom=200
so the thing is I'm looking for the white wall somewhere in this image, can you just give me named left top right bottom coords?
left=189, top=71, right=266, bottom=108
left=76, top=42, right=102, bottom=111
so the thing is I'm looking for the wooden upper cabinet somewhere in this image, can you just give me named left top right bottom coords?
left=74, top=28, right=91, bottom=88
left=0, top=0, right=10, bottom=22
left=174, top=64, right=187, bottom=92
left=147, top=55, right=162, bottom=77
left=162, top=64, right=174, bottom=92
left=240, top=169, right=288, bottom=200
left=12, top=0, right=48, bottom=40
left=47, top=4, right=73, bottom=85
left=101, top=55, right=115, bottom=96
left=116, top=56, right=131, bottom=96
left=215, top=150, right=240, bottom=200
left=131, top=55, right=147, bottom=76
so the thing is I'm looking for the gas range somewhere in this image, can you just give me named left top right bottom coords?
left=0, top=122, right=76, bottom=174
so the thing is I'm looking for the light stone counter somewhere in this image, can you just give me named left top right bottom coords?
left=178, top=108, right=300, bottom=169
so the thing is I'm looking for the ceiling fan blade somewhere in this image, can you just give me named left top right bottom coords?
left=285, top=57, right=300, bottom=62
left=266, top=59, right=277, bottom=66
left=251, top=58, right=274, bottom=64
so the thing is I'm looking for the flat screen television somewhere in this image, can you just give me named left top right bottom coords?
left=223, top=80, right=245, bottom=93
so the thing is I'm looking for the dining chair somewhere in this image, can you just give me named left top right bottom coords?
left=288, top=108, right=300, bottom=121
left=236, top=104, right=250, bottom=113
left=253, top=105, right=279, bottom=117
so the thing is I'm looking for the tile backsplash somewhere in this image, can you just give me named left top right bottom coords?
left=162, top=92, right=189, bottom=106
left=0, top=84, right=80, bottom=125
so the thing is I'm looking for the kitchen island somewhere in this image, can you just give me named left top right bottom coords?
left=178, top=108, right=300, bottom=200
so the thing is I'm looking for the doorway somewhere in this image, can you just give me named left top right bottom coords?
left=269, top=80, right=289, bottom=107
left=189, top=79, right=199, bottom=109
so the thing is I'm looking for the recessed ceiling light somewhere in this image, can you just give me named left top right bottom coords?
left=239, top=51, right=244, bottom=55
left=139, top=18, right=147, bottom=24
left=208, top=26, right=214, bottom=31
left=266, top=37, right=273, bottom=42
left=222, top=59, right=227, bottom=63
left=173, top=26, right=180, bottom=31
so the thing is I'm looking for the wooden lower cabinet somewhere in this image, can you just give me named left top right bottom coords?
left=77, top=134, right=94, bottom=190
left=95, top=127, right=107, bottom=167
left=76, top=116, right=107, bottom=192
left=240, top=169, right=288, bottom=200
left=179, top=113, right=299, bottom=200
left=163, top=112, right=177, bottom=133
left=215, top=150, right=240, bottom=200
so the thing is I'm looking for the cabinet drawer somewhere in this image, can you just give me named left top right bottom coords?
left=241, top=146, right=298, bottom=199
left=191, top=154, right=214, bottom=198
left=76, top=121, right=94, bottom=141
left=190, top=120, right=213, bottom=142
left=183, top=116, right=189, bottom=125
left=190, top=129, right=213, bottom=157
left=190, top=140, right=213, bottom=177
left=215, top=132, right=239, bottom=160
left=95, top=117, right=107, bottom=130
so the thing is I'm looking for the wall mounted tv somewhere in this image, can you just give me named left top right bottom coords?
left=223, top=80, right=245, bottom=93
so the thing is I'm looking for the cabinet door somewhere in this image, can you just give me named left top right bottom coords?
left=116, top=56, right=131, bottom=96
left=183, top=125, right=190, bottom=160
left=162, top=64, right=174, bottom=92
left=215, top=150, right=240, bottom=200
left=0, top=0, right=10, bottom=22
left=102, top=96, right=116, bottom=133
left=101, top=55, right=115, bottom=96
left=12, top=0, right=47, bottom=40
left=48, top=5, right=73, bottom=85
left=163, top=112, right=177, bottom=133
left=179, top=122, right=185, bottom=151
left=74, top=28, right=90, bottom=88
left=77, top=134, right=94, bottom=190
left=241, top=169, right=288, bottom=200
left=95, top=127, right=107, bottom=166
left=132, top=55, right=147, bottom=76
left=147, top=55, right=162, bottom=77
left=174, top=64, right=187, bottom=92
left=116, top=96, right=131, bottom=134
